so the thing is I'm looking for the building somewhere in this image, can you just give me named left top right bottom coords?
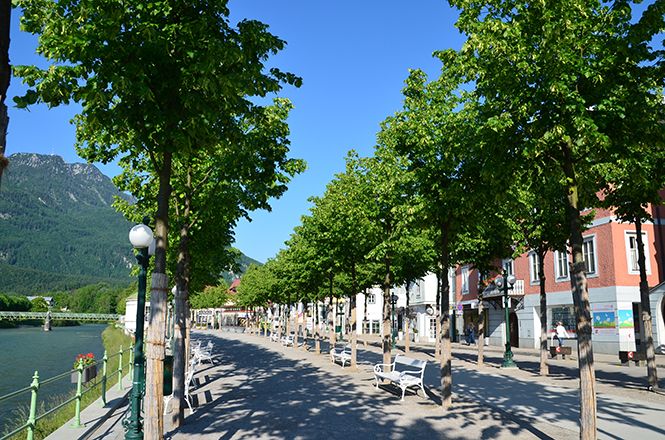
left=450, top=204, right=665, bottom=355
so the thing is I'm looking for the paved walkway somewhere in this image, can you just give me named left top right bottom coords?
left=166, top=331, right=561, bottom=440
left=73, top=330, right=665, bottom=439
left=164, top=330, right=665, bottom=439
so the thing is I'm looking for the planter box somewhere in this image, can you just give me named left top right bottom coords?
left=71, top=365, right=97, bottom=384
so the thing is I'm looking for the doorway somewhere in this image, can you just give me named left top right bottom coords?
left=509, top=312, right=519, bottom=348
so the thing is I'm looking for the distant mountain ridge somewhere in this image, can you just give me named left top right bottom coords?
left=0, top=153, right=260, bottom=295
left=0, top=153, right=134, bottom=294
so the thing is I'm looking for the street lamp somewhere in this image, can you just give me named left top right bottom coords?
left=390, top=294, right=399, bottom=349
left=124, top=219, right=154, bottom=440
left=495, top=271, right=517, bottom=369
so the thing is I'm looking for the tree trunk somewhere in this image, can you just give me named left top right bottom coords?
left=636, top=218, right=659, bottom=389
left=278, top=305, right=283, bottom=340
left=329, top=274, right=336, bottom=348
left=294, top=309, right=300, bottom=348
left=145, top=152, right=172, bottom=439
left=438, top=223, right=452, bottom=409
left=171, top=166, right=192, bottom=427
left=0, top=0, right=10, bottom=187
left=363, top=289, right=369, bottom=347
left=382, top=257, right=393, bottom=369
left=538, top=245, right=549, bottom=376
left=563, top=148, right=596, bottom=439
left=435, top=270, right=441, bottom=361
left=284, top=303, right=291, bottom=337
left=315, top=301, right=321, bottom=354
left=350, top=263, right=358, bottom=369
left=405, top=281, right=411, bottom=354
left=477, top=292, right=484, bottom=367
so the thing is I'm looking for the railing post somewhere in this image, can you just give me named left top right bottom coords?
left=101, top=350, right=108, bottom=406
left=72, top=360, right=84, bottom=428
left=117, top=345, right=123, bottom=390
left=26, top=371, right=39, bottom=440
left=129, top=343, right=134, bottom=380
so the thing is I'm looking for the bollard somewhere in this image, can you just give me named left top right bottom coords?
left=101, top=350, right=108, bottom=406
left=26, top=371, right=39, bottom=440
left=72, top=360, right=84, bottom=428
left=117, top=345, right=123, bottom=390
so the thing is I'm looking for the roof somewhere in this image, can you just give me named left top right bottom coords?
left=228, top=278, right=240, bottom=294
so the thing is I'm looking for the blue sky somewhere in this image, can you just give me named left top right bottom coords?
left=6, top=1, right=463, bottom=263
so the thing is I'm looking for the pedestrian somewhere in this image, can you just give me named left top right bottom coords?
left=552, top=321, right=569, bottom=347
left=465, top=323, right=476, bottom=345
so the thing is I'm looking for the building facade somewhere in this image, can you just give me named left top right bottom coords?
left=449, top=204, right=665, bottom=355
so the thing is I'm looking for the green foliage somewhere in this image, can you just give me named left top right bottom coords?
left=189, top=281, right=230, bottom=309
left=29, top=296, right=49, bottom=312
left=52, top=282, right=133, bottom=314
left=0, top=293, right=31, bottom=311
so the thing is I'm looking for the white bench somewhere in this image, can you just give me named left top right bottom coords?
left=373, top=355, right=427, bottom=401
left=330, top=344, right=351, bottom=367
left=281, top=334, right=294, bottom=347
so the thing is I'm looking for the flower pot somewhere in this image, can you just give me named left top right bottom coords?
left=71, top=365, right=97, bottom=384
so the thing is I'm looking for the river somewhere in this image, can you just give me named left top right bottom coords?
left=0, top=324, right=107, bottom=432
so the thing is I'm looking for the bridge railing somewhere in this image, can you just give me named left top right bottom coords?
left=0, top=345, right=133, bottom=440
left=0, top=312, right=120, bottom=322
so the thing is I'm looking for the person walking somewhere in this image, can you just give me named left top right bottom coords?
left=465, top=323, right=476, bottom=345
left=552, top=321, right=569, bottom=347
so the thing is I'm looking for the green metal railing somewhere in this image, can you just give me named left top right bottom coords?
left=0, top=345, right=133, bottom=440
left=0, top=312, right=120, bottom=322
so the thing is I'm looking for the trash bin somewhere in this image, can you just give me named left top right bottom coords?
left=163, top=355, right=173, bottom=396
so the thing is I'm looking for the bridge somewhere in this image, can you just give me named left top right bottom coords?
left=0, top=311, right=120, bottom=322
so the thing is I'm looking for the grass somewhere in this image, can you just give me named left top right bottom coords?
left=3, top=324, right=132, bottom=440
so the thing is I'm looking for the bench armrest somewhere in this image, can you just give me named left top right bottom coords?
left=373, top=362, right=395, bottom=373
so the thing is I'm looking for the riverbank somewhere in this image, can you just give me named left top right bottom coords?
left=0, top=324, right=131, bottom=439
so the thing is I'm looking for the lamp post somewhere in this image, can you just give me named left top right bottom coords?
left=390, top=294, right=399, bottom=349
left=495, top=271, right=517, bottom=369
left=124, top=219, right=154, bottom=440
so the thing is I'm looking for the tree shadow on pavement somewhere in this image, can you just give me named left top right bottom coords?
left=165, top=333, right=547, bottom=440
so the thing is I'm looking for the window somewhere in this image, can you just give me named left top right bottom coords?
left=502, top=259, right=514, bottom=277
left=529, top=252, right=540, bottom=284
left=371, top=320, right=380, bottom=334
left=582, top=236, right=597, bottom=275
left=625, top=231, right=650, bottom=274
left=429, top=318, right=437, bottom=339
left=411, top=280, right=422, bottom=300
left=554, top=250, right=569, bottom=280
left=367, top=293, right=376, bottom=305
left=461, top=266, right=469, bottom=293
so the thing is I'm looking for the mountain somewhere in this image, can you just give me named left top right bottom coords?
left=0, top=153, right=134, bottom=294
left=0, top=153, right=261, bottom=295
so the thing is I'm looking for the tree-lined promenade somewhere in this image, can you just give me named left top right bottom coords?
left=2, top=1, right=663, bottom=439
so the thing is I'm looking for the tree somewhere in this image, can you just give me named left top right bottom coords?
left=29, top=296, right=49, bottom=312
left=448, top=0, right=664, bottom=436
left=190, top=282, right=230, bottom=309
left=508, top=176, right=572, bottom=376
left=306, top=152, right=379, bottom=367
left=0, top=0, right=9, bottom=186
left=386, top=63, right=482, bottom=408
left=14, top=1, right=301, bottom=435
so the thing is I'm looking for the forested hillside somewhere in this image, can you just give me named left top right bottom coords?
left=0, top=153, right=260, bottom=296
left=0, top=153, right=133, bottom=294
